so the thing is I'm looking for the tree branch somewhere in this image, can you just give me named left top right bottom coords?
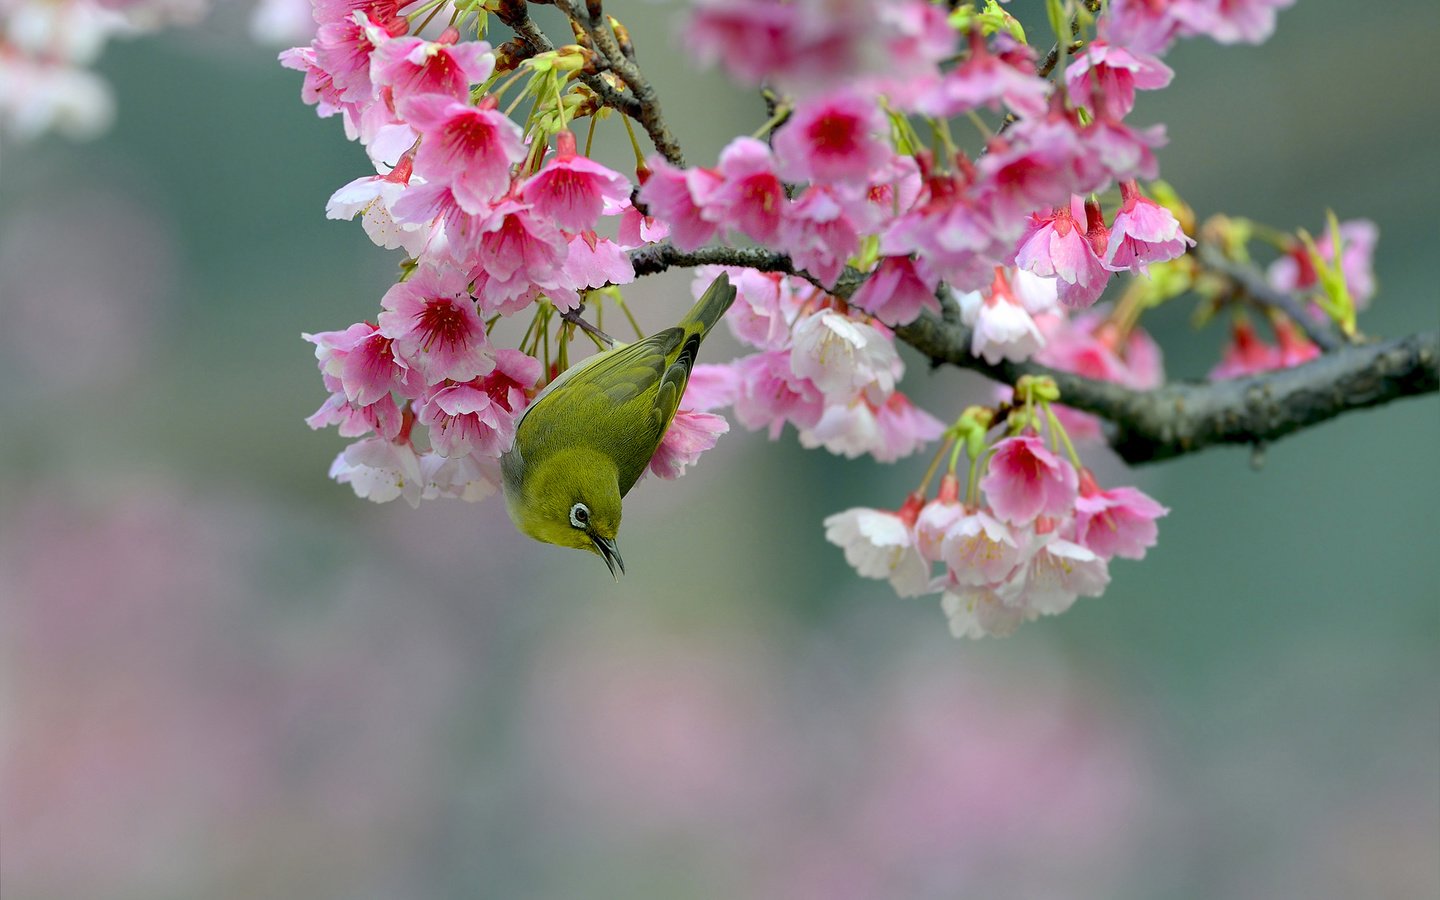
left=499, top=0, right=644, bottom=120
left=551, top=0, right=687, bottom=166
left=626, top=243, right=1439, bottom=465
left=1196, top=243, right=1345, bottom=352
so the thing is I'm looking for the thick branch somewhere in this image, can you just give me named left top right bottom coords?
left=626, top=243, right=1439, bottom=465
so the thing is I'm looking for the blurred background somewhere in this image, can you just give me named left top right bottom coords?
left=2, top=1, right=1437, bottom=897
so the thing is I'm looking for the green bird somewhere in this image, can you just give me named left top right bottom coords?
left=501, top=273, right=737, bottom=577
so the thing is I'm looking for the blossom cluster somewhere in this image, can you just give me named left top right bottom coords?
left=826, top=391, right=1167, bottom=638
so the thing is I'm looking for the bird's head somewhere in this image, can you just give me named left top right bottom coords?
left=506, top=448, right=625, bottom=578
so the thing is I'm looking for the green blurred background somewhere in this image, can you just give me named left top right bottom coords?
left=2, top=1, right=1437, bottom=897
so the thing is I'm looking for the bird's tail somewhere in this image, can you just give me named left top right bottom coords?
left=678, top=273, right=737, bottom=339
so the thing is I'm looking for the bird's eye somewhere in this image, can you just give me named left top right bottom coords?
left=569, top=502, right=590, bottom=529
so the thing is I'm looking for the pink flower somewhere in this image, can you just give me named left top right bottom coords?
left=329, top=435, right=424, bottom=507
left=917, top=31, right=1051, bottom=120
left=780, top=185, right=864, bottom=287
left=789, top=309, right=900, bottom=398
left=774, top=89, right=892, bottom=185
left=706, top=136, right=787, bottom=243
left=1073, top=469, right=1168, bottom=560
left=957, top=268, right=1046, bottom=364
left=325, top=155, right=429, bottom=255
left=647, top=409, right=729, bottom=480
left=686, top=0, right=865, bottom=92
left=1064, top=41, right=1172, bottom=122
left=636, top=157, right=721, bottom=251
left=1208, top=317, right=1280, bottom=379
left=370, top=29, right=495, bottom=102
left=560, top=232, right=634, bottom=291
left=475, top=198, right=567, bottom=286
left=823, top=496, right=932, bottom=598
left=732, top=350, right=825, bottom=437
left=314, top=7, right=405, bottom=103
left=377, top=264, right=494, bottom=384
left=980, top=434, right=1079, bottom=526
left=804, top=391, right=942, bottom=463
left=998, top=528, right=1111, bottom=617
left=416, top=348, right=540, bottom=458
left=520, top=130, right=630, bottom=233
left=683, top=363, right=741, bottom=412
left=977, top=119, right=1091, bottom=225
left=1171, top=0, right=1295, bottom=45
left=915, top=474, right=965, bottom=563
left=389, top=178, right=488, bottom=262
left=849, top=256, right=940, bottom=326
left=1079, top=117, right=1165, bottom=184
left=1100, top=0, right=1182, bottom=56
left=304, top=320, right=416, bottom=405
left=1013, top=196, right=1112, bottom=309
left=1267, top=218, right=1378, bottom=309
left=306, top=377, right=403, bottom=440
left=1104, top=180, right=1194, bottom=272
left=697, top=266, right=799, bottom=351
left=402, top=94, right=525, bottom=213
left=615, top=201, right=671, bottom=248
left=1037, top=309, right=1164, bottom=390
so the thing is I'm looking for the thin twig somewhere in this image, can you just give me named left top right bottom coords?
left=1196, top=243, right=1345, bottom=352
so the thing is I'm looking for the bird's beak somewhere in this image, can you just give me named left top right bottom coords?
left=591, top=535, right=624, bottom=580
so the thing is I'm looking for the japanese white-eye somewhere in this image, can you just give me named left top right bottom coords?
left=501, top=274, right=737, bottom=576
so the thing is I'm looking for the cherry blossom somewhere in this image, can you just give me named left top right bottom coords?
left=957, top=268, right=1046, bottom=365
left=1065, top=41, right=1173, bottom=122
left=636, top=157, right=721, bottom=251
left=823, top=497, right=931, bottom=598
left=1073, top=470, right=1169, bottom=561
left=520, top=131, right=630, bottom=233
left=369, top=29, right=494, bottom=103
left=848, top=256, right=940, bottom=327
left=402, top=94, right=526, bottom=213
left=774, top=88, right=892, bottom=186
left=980, top=435, right=1079, bottom=526
left=377, top=264, right=493, bottom=384
left=1104, top=180, right=1194, bottom=272
left=706, top=137, right=787, bottom=244
left=647, top=410, right=729, bottom=480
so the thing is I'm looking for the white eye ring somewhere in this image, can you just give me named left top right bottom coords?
left=569, top=502, right=590, bottom=529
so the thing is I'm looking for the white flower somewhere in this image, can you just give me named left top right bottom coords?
left=419, top=451, right=502, bottom=502
left=957, top=288, right=1045, bottom=365
left=327, top=173, right=430, bottom=256
left=823, top=507, right=931, bottom=598
left=330, top=438, right=424, bottom=508
left=790, top=309, right=901, bottom=398
left=942, top=586, right=1026, bottom=639
left=999, top=530, right=1110, bottom=616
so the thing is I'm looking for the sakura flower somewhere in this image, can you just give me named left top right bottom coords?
left=304, top=320, right=416, bottom=405
left=942, top=585, right=1025, bottom=639
left=1100, top=0, right=1181, bottom=56
left=329, top=435, right=424, bottom=507
left=1267, top=218, right=1378, bottom=309
left=915, top=475, right=965, bottom=563
left=377, top=264, right=494, bottom=384
left=402, top=94, right=526, bottom=213
left=520, top=131, right=631, bottom=233
left=780, top=185, right=864, bottom=287
left=370, top=29, right=494, bottom=103
left=872, top=392, right=945, bottom=462
left=389, top=180, right=488, bottom=262
left=789, top=309, right=899, bottom=398
left=1079, top=117, right=1165, bottom=185
left=325, top=156, right=428, bottom=256
left=1010, top=268, right=1060, bottom=316
left=1013, top=196, right=1112, bottom=309
left=823, top=498, right=931, bottom=598
left=800, top=391, right=941, bottom=463
left=977, top=119, right=1090, bottom=224
left=313, top=6, right=405, bottom=104
left=706, top=136, right=787, bottom=244
left=683, top=363, right=741, bottom=412
left=1036, top=309, right=1164, bottom=390
left=1064, top=41, right=1173, bottom=122
left=636, top=157, right=721, bottom=251
left=732, top=350, right=825, bottom=438
left=686, top=0, right=867, bottom=93
left=701, top=267, right=798, bottom=351
left=956, top=268, right=1045, bottom=365
left=917, top=31, right=1050, bottom=120
left=1171, top=0, right=1295, bottom=45
left=560, top=232, right=635, bottom=291
left=1208, top=316, right=1280, bottom=379
left=1073, top=470, right=1168, bottom=561
left=848, top=256, right=940, bottom=326
left=940, top=508, right=1023, bottom=587
left=774, top=89, right=892, bottom=185
left=306, top=380, right=403, bottom=440
left=615, top=201, right=671, bottom=248
left=416, top=349, right=540, bottom=458
left=998, top=529, right=1110, bottom=617
left=475, top=198, right=567, bottom=287
left=980, top=435, right=1079, bottom=526
left=418, top=450, right=503, bottom=501
left=648, top=410, right=729, bottom=480
left=1104, top=180, right=1194, bottom=272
